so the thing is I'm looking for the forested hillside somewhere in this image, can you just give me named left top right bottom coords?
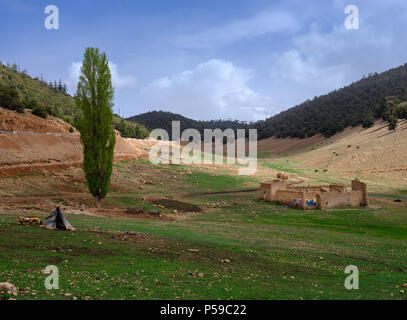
left=127, top=111, right=250, bottom=138
left=255, top=63, right=407, bottom=138
left=0, top=62, right=78, bottom=123
left=0, top=62, right=148, bottom=138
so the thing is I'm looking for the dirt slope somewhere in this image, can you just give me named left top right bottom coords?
left=258, top=119, right=407, bottom=190
left=0, top=108, right=154, bottom=176
left=0, top=107, right=74, bottom=133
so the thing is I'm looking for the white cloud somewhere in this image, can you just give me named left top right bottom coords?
left=269, top=8, right=407, bottom=108
left=66, top=61, right=136, bottom=93
left=175, top=10, right=301, bottom=48
left=137, top=59, right=272, bottom=120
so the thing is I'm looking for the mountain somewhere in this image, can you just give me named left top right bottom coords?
left=128, top=63, right=407, bottom=140
left=0, top=62, right=148, bottom=138
left=127, top=111, right=250, bottom=138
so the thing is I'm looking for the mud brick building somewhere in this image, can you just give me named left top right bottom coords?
left=260, top=175, right=368, bottom=210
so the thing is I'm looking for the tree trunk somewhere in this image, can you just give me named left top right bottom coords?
left=95, top=197, right=101, bottom=208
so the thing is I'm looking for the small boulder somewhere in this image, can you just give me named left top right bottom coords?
left=0, top=282, right=18, bottom=296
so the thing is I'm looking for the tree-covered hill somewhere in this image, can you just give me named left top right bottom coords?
left=0, top=62, right=148, bottom=138
left=127, top=111, right=250, bottom=138
left=0, top=62, right=78, bottom=123
left=255, top=63, right=407, bottom=139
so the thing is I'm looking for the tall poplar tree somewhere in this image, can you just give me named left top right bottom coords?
left=76, top=47, right=116, bottom=208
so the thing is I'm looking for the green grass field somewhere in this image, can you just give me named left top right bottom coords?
left=0, top=160, right=406, bottom=300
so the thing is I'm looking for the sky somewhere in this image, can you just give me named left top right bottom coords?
left=1, top=0, right=406, bottom=121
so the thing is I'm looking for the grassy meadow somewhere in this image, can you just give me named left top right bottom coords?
left=0, top=159, right=406, bottom=300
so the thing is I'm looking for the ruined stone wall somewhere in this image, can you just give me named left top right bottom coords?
left=275, top=190, right=304, bottom=209
left=351, top=180, right=368, bottom=206
left=302, top=191, right=319, bottom=210
left=260, top=179, right=368, bottom=210
left=318, top=190, right=365, bottom=209
left=260, top=181, right=290, bottom=202
left=260, top=183, right=272, bottom=201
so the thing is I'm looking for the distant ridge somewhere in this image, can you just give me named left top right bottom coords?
left=127, top=111, right=250, bottom=137
left=129, top=63, right=407, bottom=140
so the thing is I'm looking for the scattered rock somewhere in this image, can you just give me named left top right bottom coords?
left=198, top=273, right=204, bottom=278
left=221, top=259, right=231, bottom=263
left=400, top=289, right=405, bottom=294
left=172, top=209, right=178, bottom=214
left=0, top=282, right=18, bottom=296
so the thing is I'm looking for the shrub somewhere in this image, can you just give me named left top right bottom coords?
left=15, top=105, right=25, bottom=113
left=362, top=115, right=374, bottom=128
left=32, top=106, right=48, bottom=119
left=0, top=86, right=20, bottom=109
left=388, top=116, right=398, bottom=131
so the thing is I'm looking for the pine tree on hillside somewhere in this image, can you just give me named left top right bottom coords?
left=75, top=47, right=116, bottom=208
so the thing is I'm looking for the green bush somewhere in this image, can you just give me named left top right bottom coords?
left=362, top=115, right=374, bottom=128
left=15, top=105, right=25, bottom=113
left=113, top=117, right=149, bottom=139
left=0, top=86, right=20, bottom=109
left=32, top=106, right=48, bottom=119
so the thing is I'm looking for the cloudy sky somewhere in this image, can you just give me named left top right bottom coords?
left=1, top=0, right=406, bottom=121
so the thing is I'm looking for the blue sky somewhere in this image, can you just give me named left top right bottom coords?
left=1, top=0, right=407, bottom=120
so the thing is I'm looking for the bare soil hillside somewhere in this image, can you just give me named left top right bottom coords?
left=0, top=107, right=74, bottom=133
left=258, top=119, right=407, bottom=191
left=0, top=108, right=154, bottom=176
